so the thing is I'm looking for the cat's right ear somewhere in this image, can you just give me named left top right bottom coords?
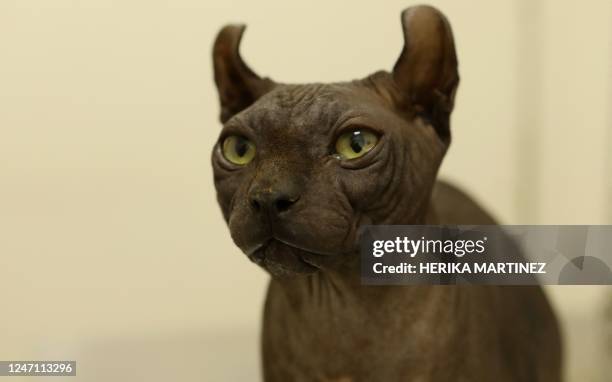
left=213, top=25, right=275, bottom=123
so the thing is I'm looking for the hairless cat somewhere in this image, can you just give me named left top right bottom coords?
left=211, top=5, right=562, bottom=381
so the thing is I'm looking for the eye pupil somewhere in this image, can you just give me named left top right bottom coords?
left=234, top=137, right=248, bottom=157
left=349, top=132, right=365, bottom=153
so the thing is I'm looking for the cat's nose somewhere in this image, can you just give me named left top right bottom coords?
left=249, top=187, right=300, bottom=215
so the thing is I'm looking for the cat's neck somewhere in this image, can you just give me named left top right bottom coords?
left=268, top=262, right=441, bottom=332
left=270, top=201, right=440, bottom=310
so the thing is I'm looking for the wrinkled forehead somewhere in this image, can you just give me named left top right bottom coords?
left=227, top=82, right=383, bottom=136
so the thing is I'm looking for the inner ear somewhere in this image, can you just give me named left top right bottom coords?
left=392, top=6, right=459, bottom=142
left=213, top=24, right=275, bottom=123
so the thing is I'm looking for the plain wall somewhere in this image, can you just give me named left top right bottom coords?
left=1, top=1, right=611, bottom=381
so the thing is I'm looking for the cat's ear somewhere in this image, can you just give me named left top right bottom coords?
left=392, top=6, right=459, bottom=142
left=213, top=25, right=275, bottom=123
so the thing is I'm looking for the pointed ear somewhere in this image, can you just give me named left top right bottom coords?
left=392, top=6, right=459, bottom=142
left=213, top=25, right=275, bottom=123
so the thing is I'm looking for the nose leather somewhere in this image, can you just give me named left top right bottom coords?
left=249, top=179, right=301, bottom=216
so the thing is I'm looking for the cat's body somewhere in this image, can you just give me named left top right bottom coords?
left=211, top=6, right=562, bottom=381
left=262, top=182, right=561, bottom=382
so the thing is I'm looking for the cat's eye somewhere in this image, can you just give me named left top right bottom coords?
left=334, top=129, right=379, bottom=160
left=221, top=135, right=256, bottom=165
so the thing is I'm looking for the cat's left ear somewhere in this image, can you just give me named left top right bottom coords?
left=391, top=6, right=459, bottom=142
left=213, top=25, right=275, bottom=123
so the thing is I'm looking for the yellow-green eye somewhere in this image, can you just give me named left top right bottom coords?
left=222, top=135, right=256, bottom=165
left=334, top=129, right=379, bottom=160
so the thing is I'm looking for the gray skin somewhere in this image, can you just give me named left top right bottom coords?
left=211, top=6, right=562, bottom=382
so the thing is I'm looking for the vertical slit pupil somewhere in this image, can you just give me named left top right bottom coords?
left=350, top=131, right=365, bottom=153
left=234, top=137, right=248, bottom=157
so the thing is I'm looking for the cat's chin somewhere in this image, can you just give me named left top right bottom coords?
left=248, top=239, right=320, bottom=277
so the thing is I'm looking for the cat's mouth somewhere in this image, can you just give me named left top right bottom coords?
left=247, top=239, right=322, bottom=277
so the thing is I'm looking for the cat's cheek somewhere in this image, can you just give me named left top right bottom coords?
left=213, top=174, right=244, bottom=221
left=341, top=177, right=380, bottom=211
left=335, top=152, right=397, bottom=212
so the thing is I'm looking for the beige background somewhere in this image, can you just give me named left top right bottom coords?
left=1, top=0, right=611, bottom=381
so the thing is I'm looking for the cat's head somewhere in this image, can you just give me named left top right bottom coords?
left=211, top=6, right=458, bottom=277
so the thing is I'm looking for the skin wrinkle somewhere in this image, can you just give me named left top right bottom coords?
left=369, top=147, right=402, bottom=220
left=371, top=146, right=412, bottom=224
left=288, top=85, right=326, bottom=120
left=334, top=165, right=357, bottom=215
left=231, top=164, right=258, bottom=222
